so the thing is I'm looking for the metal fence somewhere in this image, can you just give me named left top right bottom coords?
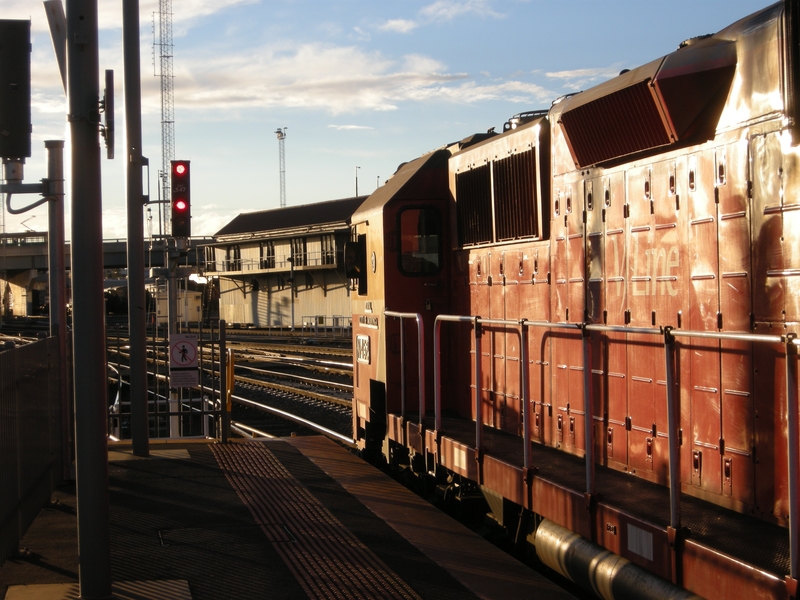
left=0, top=336, right=66, bottom=566
left=107, top=320, right=230, bottom=442
left=301, top=315, right=352, bottom=338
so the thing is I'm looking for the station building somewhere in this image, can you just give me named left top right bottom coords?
left=201, top=196, right=365, bottom=332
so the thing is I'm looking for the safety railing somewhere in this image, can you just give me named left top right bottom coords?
left=384, top=311, right=426, bottom=428
left=106, top=320, right=231, bottom=443
left=422, top=314, right=800, bottom=580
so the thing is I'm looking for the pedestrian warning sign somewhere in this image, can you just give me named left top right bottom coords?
left=170, top=333, right=199, bottom=387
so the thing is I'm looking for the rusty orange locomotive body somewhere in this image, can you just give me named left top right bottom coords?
left=349, top=3, right=800, bottom=598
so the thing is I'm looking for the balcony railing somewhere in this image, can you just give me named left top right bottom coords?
left=204, top=250, right=337, bottom=274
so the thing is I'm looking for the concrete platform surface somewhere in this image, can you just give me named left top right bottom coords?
left=1, top=436, right=575, bottom=600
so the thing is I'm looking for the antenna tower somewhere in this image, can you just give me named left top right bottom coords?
left=156, top=0, right=175, bottom=235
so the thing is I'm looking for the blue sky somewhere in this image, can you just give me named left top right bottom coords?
left=3, top=0, right=770, bottom=238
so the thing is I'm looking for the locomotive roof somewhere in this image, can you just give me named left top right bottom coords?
left=213, top=195, right=366, bottom=241
left=351, top=148, right=451, bottom=219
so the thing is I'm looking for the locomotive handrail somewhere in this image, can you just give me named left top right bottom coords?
left=384, top=311, right=425, bottom=432
left=431, top=312, right=800, bottom=574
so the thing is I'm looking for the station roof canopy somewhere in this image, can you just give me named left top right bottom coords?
left=213, top=196, right=367, bottom=242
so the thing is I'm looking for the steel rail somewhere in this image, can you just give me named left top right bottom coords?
left=232, top=393, right=355, bottom=447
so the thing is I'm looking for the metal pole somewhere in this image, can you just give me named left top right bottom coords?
left=474, top=317, right=483, bottom=453
left=123, top=0, right=149, bottom=457
left=521, top=322, right=531, bottom=472
left=434, top=318, right=442, bottom=431
left=664, top=328, right=681, bottom=529
left=66, top=0, right=111, bottom=595
left=399, top=319, right=406, bottom=420
left=289, top=256, right=294, bottom=331
left=168, top=257, right=179, bottom=436
left=45, top=140, right=70, bottom=481
left=581, top=326, right=595, bottom=495
left=220, top=319, right=229, bottom=442
left=786, top=335, right=799, bottom=580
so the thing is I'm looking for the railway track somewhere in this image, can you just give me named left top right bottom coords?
left=107, top=333, right=354, bottom=441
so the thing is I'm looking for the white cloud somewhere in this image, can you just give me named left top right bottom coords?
left=545, top=65, right=623, bottom=91
left=419, top=0, right=503, bottom=22
left=166, top=43, right=519, bottom=115
left=328, top=125, right=375, bottom=130
left=378, top=19, right=418, bottom=34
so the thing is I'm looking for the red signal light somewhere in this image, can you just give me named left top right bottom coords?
left=170, top=159, right=191, bottom=238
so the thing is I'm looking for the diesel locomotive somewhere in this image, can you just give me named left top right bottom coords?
left=348, top=2, right=800, bottom=598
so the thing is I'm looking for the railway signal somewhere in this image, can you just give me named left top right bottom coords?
left=170, top=159, right=191, bottom=238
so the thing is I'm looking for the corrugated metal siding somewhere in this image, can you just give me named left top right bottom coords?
left=219, top=272, right=351, bottom=328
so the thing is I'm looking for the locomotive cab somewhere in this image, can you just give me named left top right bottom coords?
left=349, top=149, right=452, bottom=462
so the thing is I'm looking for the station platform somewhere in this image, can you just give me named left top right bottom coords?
left=0, top=436, right=575, bottom=600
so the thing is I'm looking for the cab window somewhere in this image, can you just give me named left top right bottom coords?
left=398, top=207, right=441, bottom=276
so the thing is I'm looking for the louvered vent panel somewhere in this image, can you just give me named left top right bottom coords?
left=560, top=80, right=671, bottom=167
left=493, top=149, right=539, bottom=241
left=456, top=165, right=492, bottom=246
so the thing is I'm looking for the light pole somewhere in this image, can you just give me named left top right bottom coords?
left=355, top=166, right=360, bottom=196
left=287, top=255, right=295, bottom=331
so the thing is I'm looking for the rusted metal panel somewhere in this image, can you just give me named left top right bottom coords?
left=687, top=149, right=722, bottom=495
left=620, top=520, right=672, bottom=580
left=529, top=328, right=553, bottom=446
left=750, top=132, right=784, bottom=323
left=752, top=326, right=788, bottom=522
left=606, top=333, right=628, bottom=467
left=628, top=165, right=655, bottom=327
left=553, top=333, right=570, bottom=450
left=488, top=251, right=505, bottom=429
left=504, top=250, right=523, bottom=436
left=483, top=454, right=526, bottom=507
left=387, top=414, right=404, bottom=445
left=470, top=250, right=491, bottom=424
left=440, top=436, right=479, bottom=481
left=532, top=477, right=591, bottom=540
left=586, top=178, right=604, bottom=324
left=517, top=243, right=552, bottom=444
left=627, top=335, right=657, bottom=476
left=716, top=140, right=755, bottom=506
left=552, top=188, right=568, bottom=323
left=604, top=173, right=627, bottom=326
left=783, top=205, right=800, bottom=323
left=681, top=539, right=788, bottom=600
left=566, top=180, right=584, bottom=324
left=567, top=335, right=586, bottom=454
left=720, top=340, right=755, bottom=506
left=406, top=421, right=424, bottom=455
left=653, top=159, right=685, bottom=330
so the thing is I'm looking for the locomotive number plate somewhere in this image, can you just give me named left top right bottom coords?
left=356, top=334, right=371, bottom=364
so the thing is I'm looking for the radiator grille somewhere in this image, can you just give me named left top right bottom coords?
left=559, top=80, right=671, bottom=167
left=493, top=149, right=539, bottom=241
left=456, top=164, right=492, bottom=246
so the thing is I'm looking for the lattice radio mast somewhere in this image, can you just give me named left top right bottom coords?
left=154, top=0, right=175, bottom=235
left=276, top=127, right=286, bottom=208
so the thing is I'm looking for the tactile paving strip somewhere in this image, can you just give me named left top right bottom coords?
left=212, top=443, right=421, bottom=600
